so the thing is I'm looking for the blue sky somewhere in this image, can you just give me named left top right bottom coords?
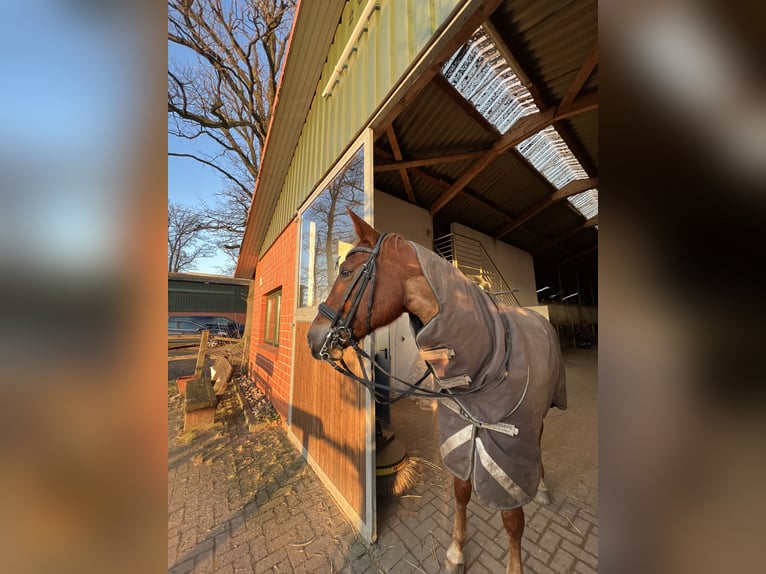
left=0, top=2, right=141, bottom=276
left=168, top=42, right=241, bottom=275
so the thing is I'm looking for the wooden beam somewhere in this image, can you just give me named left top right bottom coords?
left=551, top=177, right=598, bottom=201
left=493, top=177, right=598, bottom=239
left=558, top=42, right=599, bottom=114
left=432, top=73, right=501, bottom=136
left=486, top=19, right=598, bottom=178
left=493, top=198, right=553, bottom=240
left=375, top=145, right=516, bottom=222
left=430, top=92, right=598, bottom=215
left=386, top=125, right=416, bottom=204
left=533, top=215, right=599, bottom=255
left=433, top=70, right=574, bottom=198
left=193, top=330, right=209, bottom=379
left=483, top=20, right=543, bottom=101
left=374, top=149, right=488, bottom=172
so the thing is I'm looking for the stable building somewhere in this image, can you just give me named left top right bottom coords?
left=235, top=0, right=597, bottom=542
left=168, top=272, right=250, bottom=325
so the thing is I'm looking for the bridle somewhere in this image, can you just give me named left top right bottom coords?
left=316, top=232, right=388, bottom=361
left=316, top=232, right=421, bottom=404
left=314, top=232, right=510, bottom=405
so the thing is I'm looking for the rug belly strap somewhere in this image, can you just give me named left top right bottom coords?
left=441, top=398, right=519, bottom=437
left=438, top=374, right=472, bottom=389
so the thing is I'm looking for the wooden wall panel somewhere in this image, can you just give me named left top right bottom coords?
left=291, top=322, right=370, bottom=529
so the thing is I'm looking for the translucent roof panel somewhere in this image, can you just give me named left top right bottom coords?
left=442, top=27, right=598, bottom=222
left=514, top=126, right=598, bottom=219
left=568, top=189, right=599, bottom=220
left=442, top=28, right=540, bottom=134
left=516, top=125, right=588, bottom=188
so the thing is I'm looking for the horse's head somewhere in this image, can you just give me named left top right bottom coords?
left=307, top=210, right=407, bottom=361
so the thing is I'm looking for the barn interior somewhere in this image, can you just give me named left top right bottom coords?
left=372, top=1, right=598, bottom=309
left=368, top=0, right=599, bottom=532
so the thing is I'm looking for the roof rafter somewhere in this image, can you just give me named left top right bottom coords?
left=385, top=125, right=417, bottom=204
left=532, top=215, right=598, bottom=255
left=374, top=146, right=515, bottom=221
left=372, top=0, right=504, bottom=137
left=429, top=92, right=597, bottom=215
left=493, top=177, right=598, bottom=239
left=486, top=16, right=598, bottom=177
left=559, top=42, right=599, bottom=114
left=374, top=149, right=488, bottom=172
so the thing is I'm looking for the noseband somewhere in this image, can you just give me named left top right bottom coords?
left=316, top=232, right=388, bottom=361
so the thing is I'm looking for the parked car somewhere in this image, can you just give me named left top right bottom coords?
left=168, top=318, right=209, bottom=336
left=169, top=316, right=242, bottom=338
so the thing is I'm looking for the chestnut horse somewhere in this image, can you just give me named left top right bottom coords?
left=307, top=211, right=566, bottom=574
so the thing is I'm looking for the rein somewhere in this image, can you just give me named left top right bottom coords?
left=315, top=233, right=515, bottom=406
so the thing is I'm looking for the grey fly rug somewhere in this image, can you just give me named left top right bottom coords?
left=408, top=242, right=567, bottom=509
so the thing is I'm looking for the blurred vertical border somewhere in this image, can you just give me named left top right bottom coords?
left=0, top=0, right=167, bottom=572
left=601, top=1, right=765, bottom=573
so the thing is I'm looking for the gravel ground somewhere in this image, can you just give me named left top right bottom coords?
left=234, top=374, right=281, bottom=425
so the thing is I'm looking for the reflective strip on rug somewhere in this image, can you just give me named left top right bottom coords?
left=440, top=425, right=474, bottom=459
left=475, top=437, right=527, bottom=502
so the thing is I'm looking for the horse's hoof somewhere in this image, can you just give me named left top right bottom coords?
left=534, top=489, right=551, bottom=506
left=443, top=559, right=465, bottom=574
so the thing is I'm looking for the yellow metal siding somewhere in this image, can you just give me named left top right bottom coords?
left=259, top=0, right=462, bottom=257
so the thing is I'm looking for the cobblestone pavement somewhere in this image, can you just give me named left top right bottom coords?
left=168, top=349, right=598, bottom=573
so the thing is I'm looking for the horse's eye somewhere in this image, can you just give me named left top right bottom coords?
left=340, top=268, right=353, bottom=279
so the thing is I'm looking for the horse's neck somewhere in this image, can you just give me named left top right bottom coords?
left=392, top=238, right=437, bottom=324
left=403, top=275, right=439, bottom=324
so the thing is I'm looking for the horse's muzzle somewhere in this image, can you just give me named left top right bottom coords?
left=306, top=323, right=325, bottom=360
left=307, top=320, right=343, bottom=361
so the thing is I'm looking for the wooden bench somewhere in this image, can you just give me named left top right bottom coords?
left=184, top=377, right=217, bottom=431
left=182, top=356, right=235, bottom=432
left=210, top=357, right=234, bottom=398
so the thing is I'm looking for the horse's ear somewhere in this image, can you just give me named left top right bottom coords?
left=348, top=208, right=379, bottom=247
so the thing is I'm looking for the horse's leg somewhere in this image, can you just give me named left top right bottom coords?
left=501, top=506, right=525, bottom=574
left=533, top=422, right=551, bottom=505
left=444, top=477, right=472, bottom=574
left=534, top=475, right=551, bottom=505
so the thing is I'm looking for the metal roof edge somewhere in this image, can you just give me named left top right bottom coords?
left=235, top=0, right=346, bottom=278
left=169, top=272, right=252, bottom=286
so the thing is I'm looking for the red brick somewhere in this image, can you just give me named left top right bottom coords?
left=248, top=221, right=297, bottom=420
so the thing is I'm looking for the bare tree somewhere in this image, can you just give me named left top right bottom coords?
left=168, top=0, right=296, bottom=262
left=168, top=203, right=217, bottom=272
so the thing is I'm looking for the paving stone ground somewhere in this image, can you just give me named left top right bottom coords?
left=168, top=349, right=598, bottom=573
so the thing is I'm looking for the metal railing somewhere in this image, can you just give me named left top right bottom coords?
left=433, top=233, right=521, bottom=307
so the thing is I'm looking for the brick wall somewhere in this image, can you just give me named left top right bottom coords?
left=248, top=220, right=297, bottom=420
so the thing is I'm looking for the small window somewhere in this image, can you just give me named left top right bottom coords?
left=264, top=289, right=282, bottom=346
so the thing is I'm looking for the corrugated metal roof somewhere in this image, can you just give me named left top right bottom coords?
left=393, top=81, right=496, bottom=157
left=491, top=0, right=598, bottom=103
left=440, top=24, right=598, bottom=221
left=241, top=0, right=597, bottom=297
left=442, top=28, right=540, bottom=134
left=566, top=112, right=598, bottom=169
